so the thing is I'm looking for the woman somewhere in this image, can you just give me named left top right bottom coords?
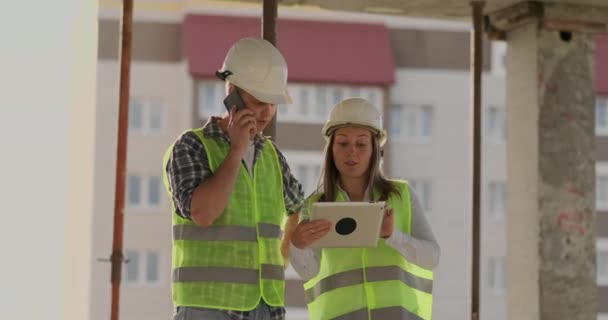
left=283, top=98, right=440, bottom=320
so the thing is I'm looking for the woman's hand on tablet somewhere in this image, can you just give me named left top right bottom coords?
left=380, top=207, right=394, bottom=239
left=291, top=219, right=332, bottom=249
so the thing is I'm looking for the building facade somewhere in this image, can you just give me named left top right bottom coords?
left=92, top=1, right=607, bottom=319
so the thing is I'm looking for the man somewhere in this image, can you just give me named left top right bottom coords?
left=164, top=37, right=304, bottom=320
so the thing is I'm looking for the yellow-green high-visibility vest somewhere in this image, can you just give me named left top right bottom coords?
left=303, top=180, right=434, bottom=320
left=163, top=128, right=287, bottom=311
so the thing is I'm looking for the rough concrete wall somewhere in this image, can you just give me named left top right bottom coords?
left=537, top=28, right=597, bottom=320
left=506, top=22, right=597, bottom=320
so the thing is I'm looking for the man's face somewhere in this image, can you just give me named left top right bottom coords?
left=240, top=89, right=277, bottom=133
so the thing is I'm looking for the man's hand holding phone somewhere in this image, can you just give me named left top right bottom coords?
left=227, top=106, right=256, bottom=156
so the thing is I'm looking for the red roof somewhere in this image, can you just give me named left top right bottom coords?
left=597, top=35, right=608, bottom=95
left=183, top=14, right=395, bottom=86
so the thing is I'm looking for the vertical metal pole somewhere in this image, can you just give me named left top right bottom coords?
left=110, top=0, right=133, bottom=319
left=470, top=2, right=485, bottom=320
left=262, top=0, right=278, bottom=139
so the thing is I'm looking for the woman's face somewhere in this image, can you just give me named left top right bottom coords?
left=331, top=126, right=373, bottom=180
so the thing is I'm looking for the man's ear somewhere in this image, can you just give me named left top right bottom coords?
left=227, top=83, right=236, bottom=94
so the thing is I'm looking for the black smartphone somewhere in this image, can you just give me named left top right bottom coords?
left=223, top=89, right=247, bottom=112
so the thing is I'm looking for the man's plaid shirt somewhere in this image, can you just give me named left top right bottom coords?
left=166, top=117, right=304, bottom=320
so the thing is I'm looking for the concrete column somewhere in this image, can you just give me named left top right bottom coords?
left=505, top=18, right=597, bottom=320
left=0, top=1, right=98, bottom=319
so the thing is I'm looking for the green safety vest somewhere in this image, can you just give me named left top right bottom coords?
left=303, top=180, right=434, bottom=320
left=163, top=128, right=286, bottom=310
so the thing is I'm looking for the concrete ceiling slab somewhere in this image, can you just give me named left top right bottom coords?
left=216, top=0, right=608, bottom=20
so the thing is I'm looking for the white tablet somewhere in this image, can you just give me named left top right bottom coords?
left=309, top=201, right=386, bottom=248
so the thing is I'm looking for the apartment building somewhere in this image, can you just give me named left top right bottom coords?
left=92, top=1, right=608, bottom=319
left=596, top=34, right=608, bottom=320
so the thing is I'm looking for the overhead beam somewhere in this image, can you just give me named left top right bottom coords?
left=485, top=1, right=608, bottom=40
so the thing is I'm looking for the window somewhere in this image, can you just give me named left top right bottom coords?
left=146, top=252, right=160, bottom=282
left=332, top=87, right=344, bottom=106
left=598, top=163, right=608, bottom=211
left=278, top=102, right=289, bottom=117
left=295, top=164, right=321, bottom=196
left=125, top=250, right=139, bottom=283
left=127, top=175, right=141, bottom=207
left=282, top=151, right=323, bottom=196
left=408, top=179, right=432, bottom=212
left=487, top=181, right=507, bottom=220
left=598, top=252, right=608, bottom=285
left=276, top=85, right=378, bottom=124
left=597, top=96, right=608, bottom=136
left=487, top=256, right=506, bottom=293
left=124, top=250, right=162, bottom=286
left=299, top=87, right=310, bottom=116
left=297, top=165, right=309, bottom=193
left=148, top=102, right=163, bottom=132
left=129, top=99, right=144, bottom=131
left=484, top=107, right=506, bottom=144
left=148, top=176, right=162, bottom=207
left=129, top=98, right=165, bottom=134
left=197, top=81, right=224, bottom=118
left=597, top=240, right=608, bottom=286
left=366, top=90, right=378, bottom=107
left=491, top=41, right=507, bottom=76
left=389, top=104, right=401, bottom=136
left=126, top=174, right=163, bottom=209
left=391, top=104, right=433, bottom=141
left=316, top=87, right=328, bottom=120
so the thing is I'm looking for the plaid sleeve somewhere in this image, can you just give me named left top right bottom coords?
left=166, top=131, right=212, bottom=219
left=272, top=143, right=304, bottom=216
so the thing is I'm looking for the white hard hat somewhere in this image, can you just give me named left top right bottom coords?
left=217, top=37, right=292, bottom=104
left=322, top=97, right=387, bottom=146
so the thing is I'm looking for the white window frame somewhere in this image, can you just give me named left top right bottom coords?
left=126, top=174, right=164, bottom=211
left=277, top=84, right=383, bottom=124
left=129, top=97, right=166, bottom=135
left=279, top=84, right=326, bottom=123
left=597, top=96, right=608, bottom=136
left=598, top=162, right=608, bottom=211
left=197, top=81, right=225, bottom=118
left=597, top=239, right=608, bottom=286
left=123, top=249, right=164, bottom=288
left=390, top=104, right=434, bottom=143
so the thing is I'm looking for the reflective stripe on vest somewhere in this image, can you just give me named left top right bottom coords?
left=305, top=265, right=433, bottom=303
left=332, top=307, right=424, bottom=320
left=173, top=223, right=282, bottom=241
left=173, top=264, right=285, bottom=283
